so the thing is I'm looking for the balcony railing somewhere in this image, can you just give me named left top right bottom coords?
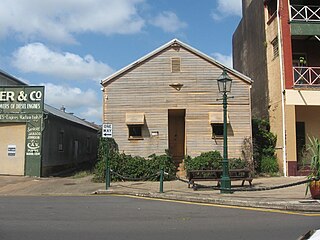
left=290, top=5, right=320, bottom=22
left=293, top=67, right=320, bottom=87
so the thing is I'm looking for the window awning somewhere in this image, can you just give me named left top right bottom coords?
left=209, top=112, right=229, bottom=123
left=126, top=113, right=145, bottom=125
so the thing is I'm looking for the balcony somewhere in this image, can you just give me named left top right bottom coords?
left=290, top=5, right=320, bottom=22
left=293, top=67, right=320, bottom=87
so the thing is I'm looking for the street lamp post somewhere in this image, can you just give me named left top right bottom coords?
left=217, top=69, right=232, bottom=194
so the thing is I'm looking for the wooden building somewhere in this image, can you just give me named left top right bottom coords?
left=101, top=39, right=252, bottom=167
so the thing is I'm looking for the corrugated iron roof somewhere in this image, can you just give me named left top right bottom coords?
left=0, top=69, right=28, bottom=85
left=44, top=104, right=100, bottom=131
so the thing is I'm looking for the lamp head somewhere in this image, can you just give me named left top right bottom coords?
left=217, top=69, right=232, bottom=93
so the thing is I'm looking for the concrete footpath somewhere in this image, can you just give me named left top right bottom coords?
left=0, top=175, right=320, bottom=212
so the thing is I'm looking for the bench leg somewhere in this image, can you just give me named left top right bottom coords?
left=188, top=180, right=194, bottom=188
left=249, top=180, right=252, bottom=187
left=241, top=180, right=245, bottom=186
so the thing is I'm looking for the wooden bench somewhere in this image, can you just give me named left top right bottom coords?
left=187, top=169, right=253, bottom=190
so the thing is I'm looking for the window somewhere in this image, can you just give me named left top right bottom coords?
left=266, top=0, right=277, bottom=19
left=171, top=57, right=181, bottom=72
left=86, top=137, right=91, bottom=153
left=128, top=125, right=143, bottom=139
left=271, top=37, right=279, bottom=59
left=58, top=131, right=64, bottom=151
left=212, top=123, right=224, bottom=137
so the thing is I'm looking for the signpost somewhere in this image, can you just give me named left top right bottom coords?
left=102, top=123, right=112, bottom=190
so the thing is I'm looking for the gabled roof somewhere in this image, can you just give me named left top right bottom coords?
left=101, top=38, right=252, bottom=85
left=44, top=104, right=100, bottom=131
left=0, top=69, right=27, bottom=85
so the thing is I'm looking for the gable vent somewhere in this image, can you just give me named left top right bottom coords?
left=171, top=57, right=181, bottom=73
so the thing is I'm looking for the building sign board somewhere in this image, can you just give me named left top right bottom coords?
left=0, top=87, right=44, bottom=114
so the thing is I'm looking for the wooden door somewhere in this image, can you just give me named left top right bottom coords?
left=168, top=109, right=185, bottom=165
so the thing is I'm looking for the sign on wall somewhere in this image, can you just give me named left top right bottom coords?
left=102, top=123, right=112, bottom=138
left=7, top=145, right=16, bottom=157
left=0, top=86, right=44, bottom=176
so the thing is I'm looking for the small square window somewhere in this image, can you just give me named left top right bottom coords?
left=212, top=123, right=224, bottom=137
left=128, top=125, right=143, bottom=139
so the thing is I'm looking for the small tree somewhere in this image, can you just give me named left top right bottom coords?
left=252, top=118, right=278, bottom=174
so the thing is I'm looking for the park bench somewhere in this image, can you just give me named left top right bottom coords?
left=187, top=169, right=253, bottom=190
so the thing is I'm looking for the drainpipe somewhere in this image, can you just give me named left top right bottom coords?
left=277, top=0, right=287, bottom=177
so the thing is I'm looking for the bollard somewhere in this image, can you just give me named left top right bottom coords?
left=159, top=168, right=164, bottom=193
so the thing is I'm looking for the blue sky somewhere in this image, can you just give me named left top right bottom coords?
left=0, top=0, right=242, bottom=124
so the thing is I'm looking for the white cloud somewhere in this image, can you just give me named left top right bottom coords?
left=81, top=107, right=102, bottom=123
left=43, top=83, right=102, bottom=123
left=150, top=11, right=187, bottom=33
left=211, top=0, right=242, bottom=21
left=0, top=0, right=145, bottom=43
left=212, top=52, right=233, bottom=68
left=12, top=43, right=113, bottom=81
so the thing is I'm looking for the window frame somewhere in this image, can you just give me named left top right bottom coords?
left=128, top=124, right=143, bottom=140
left=211, top=123, right=224, bottom=138
left=58, top=130, right=64, bottom=152
left=171, top=57, right=181, bottom=73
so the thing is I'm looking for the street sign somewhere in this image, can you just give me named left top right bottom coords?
left=102, top=123, right=112, bottom=138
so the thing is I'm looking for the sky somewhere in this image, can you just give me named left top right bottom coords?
left=0, top=0, right=242, bottom=124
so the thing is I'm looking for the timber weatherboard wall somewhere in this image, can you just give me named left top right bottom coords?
left=102, top=39, right=252, bottom=159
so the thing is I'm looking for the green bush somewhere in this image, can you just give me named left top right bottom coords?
left=93, top=138, right=176, bottom=182
left=229, top=158, right=248, bottom=169
left=184, top=151, right=248, bottom=172
left=252, top=118, right=277, bottom=173
left=184, top=151, right=222, bottom=171
left=260, top=156, right=279, bottom=174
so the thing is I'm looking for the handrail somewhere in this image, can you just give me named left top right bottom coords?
left=290, top=5, right=320, bottom=22
left=293, top=67, right=320, bottom=86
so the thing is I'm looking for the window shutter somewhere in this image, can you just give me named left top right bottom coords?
left=171, top=58, right=181, bottom=72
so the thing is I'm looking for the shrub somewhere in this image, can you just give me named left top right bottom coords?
left=184, top=151, right=248, bottom=172
left=252, top=118, right=277, bottom=173
left=93, top=138, right=176, bottom=182
left=260, top=156, right=279, bottom=174
left=184, top=151, right=222, bottom=171
left=229, top=158, right=248, bottom=169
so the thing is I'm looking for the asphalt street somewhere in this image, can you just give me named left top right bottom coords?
left=0, top=195, right=319, bottom=240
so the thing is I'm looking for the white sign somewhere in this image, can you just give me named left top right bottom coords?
left=8, top=145, right=16, bottom=157
left=102, top=123, right=112, bottom=138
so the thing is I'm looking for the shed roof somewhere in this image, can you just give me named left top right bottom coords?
left=101, top=38, right=252, bottom=85
left=0, top=69, right=28, bottom=85
left=44, top=104, right=100, bottom=131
